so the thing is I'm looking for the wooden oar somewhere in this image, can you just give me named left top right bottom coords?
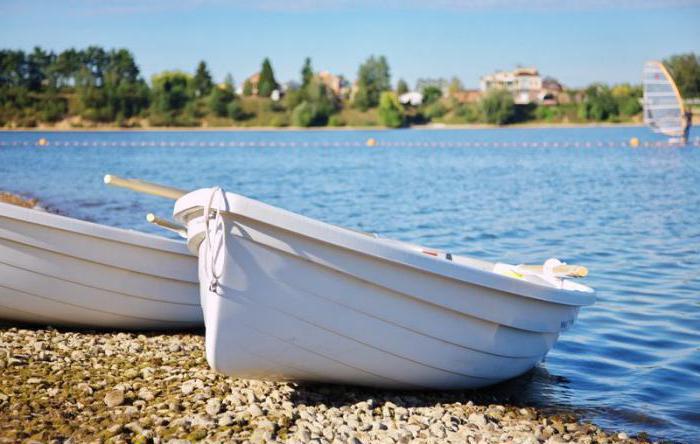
left=103, top=174, right=185, bottom=200
left=518, top=264, right=588, bottom=278
left=146, top=213, right=186, bottom=237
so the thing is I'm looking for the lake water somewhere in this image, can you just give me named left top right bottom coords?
left=1, top=127, right=699, bottom=442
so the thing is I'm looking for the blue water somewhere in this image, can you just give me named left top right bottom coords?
left=1, top=127, right=699, bottom=442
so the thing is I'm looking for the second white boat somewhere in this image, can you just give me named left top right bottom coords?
left=0, top=202, right=202, bottom=330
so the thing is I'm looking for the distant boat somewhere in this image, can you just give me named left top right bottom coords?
left=642, top=60, right=692, bottom=145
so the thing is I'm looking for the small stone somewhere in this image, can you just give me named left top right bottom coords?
left=206, top=398, right=222, bottom=416
left=137, top=387, right=154, bottom=401
left=104, top=389, right=125, bottom=408
left=218, top=413, right=234, bottom=426
left=106, top=423, right=123, bottom=436
left=617, top=432, right=629, bottom=440
left=181, top=379, right=201, bottom=395
left=468, top=413, right=487, bottom=427
left=429, top=423, right=446, bottom=438
left=123, top=405, right=139, bottom=417
left=248, top=404, right=264, bottom=417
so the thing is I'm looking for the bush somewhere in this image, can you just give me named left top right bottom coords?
left=421, top=86, right=442, bottom=105
left=618, top=96, right=642, bottom=117
left=39, top=98, right=67, bottom=122
left=423, top=101, right=447, bottom=120
left=480, top=89, right=515, bottom=125
left=378, top=91, right=405, bottom=128
left=292, top=101, right=315, bottom=127
left=328, top=114, right=345, bottom=126
left=534, top=105, right=563, bottom=122
left=227, top=100, right=247, bottom=121
left=208, top=86, right=234, bottom=117
left=579, top=84, right=618, bottom=121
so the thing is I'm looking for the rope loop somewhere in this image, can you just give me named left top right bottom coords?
left=203, top=187, right=225, bottom=294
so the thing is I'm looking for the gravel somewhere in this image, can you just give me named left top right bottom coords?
left=0, top=326, right=652, bottom=443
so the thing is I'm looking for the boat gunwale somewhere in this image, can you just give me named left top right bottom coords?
left=0, top=231, right=198, bottom=287
left=175, top=189, right=596, bottom=308
left=0, top=202, right=191, bottom=255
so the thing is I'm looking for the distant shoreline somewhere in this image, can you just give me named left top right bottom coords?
left=0, top=122, right=645, bottom=132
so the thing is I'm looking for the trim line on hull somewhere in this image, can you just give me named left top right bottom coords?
left=213, top=288, right=533, bottom=383
left=0, top=258, right=199, bottom=307
left=0, top=283, right=199, bottom=328
left=0, top=223, right=197, bottom=286
left=240, top=235, right=559, bottom=356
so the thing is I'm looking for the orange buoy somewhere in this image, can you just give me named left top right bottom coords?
left=366, top=138, right=377, bottom=147
left=629, top=137, right=640, bottom=148
left=38, top=138, right=48, bottom=146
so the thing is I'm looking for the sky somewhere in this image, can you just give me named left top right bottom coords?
left=1, top=0, right=699, bottom=89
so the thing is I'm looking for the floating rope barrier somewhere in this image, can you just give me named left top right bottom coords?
left=0, top=137, right=699, bottom=149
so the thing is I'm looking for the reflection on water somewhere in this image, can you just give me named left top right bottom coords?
left=1, top=127, right=699, bottom=442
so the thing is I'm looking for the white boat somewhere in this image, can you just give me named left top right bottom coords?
left=642, top=60, right=691, bottom=145
left=0, top=202, right=202, bottom=330
left=168, top=186, right=595, bottom=389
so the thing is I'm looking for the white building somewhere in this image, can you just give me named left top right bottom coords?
left=399, top=91, right=423, bottom=106
left=480, top=67, right=543, bottom=105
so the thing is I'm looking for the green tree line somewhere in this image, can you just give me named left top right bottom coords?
left=1, top=46, right=698, bottom=128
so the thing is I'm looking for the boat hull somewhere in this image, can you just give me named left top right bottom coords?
left=176, top=189, right=594, bottom=389
left=0, top=203, right=202, bottom=330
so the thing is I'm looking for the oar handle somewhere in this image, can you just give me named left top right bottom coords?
left=146, top=213, right=186, bottom=237
left=519, top=264, right=588, bottom=278
left=104, top=174, right=186, bottom=200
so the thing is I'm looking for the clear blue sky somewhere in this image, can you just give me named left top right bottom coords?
left=1, top=0, right=699, bottom=89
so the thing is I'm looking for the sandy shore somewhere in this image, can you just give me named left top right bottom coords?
left=0, top=326, right=651, bottom=444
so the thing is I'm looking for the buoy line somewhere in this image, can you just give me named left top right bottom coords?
left=0, top=137, right=698, bottom=149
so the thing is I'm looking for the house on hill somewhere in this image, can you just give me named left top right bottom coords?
left=480, top=67, right=542, bottom=105
left=317, top=70, right=349, bottom=97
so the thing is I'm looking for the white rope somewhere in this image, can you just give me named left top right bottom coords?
left=203, top=187, right=225, bottom=294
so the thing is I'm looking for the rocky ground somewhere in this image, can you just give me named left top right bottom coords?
left=0, top=327, right=653, bottom=444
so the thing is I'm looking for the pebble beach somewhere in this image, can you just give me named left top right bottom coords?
left=0, top=326, right=651, bottom=444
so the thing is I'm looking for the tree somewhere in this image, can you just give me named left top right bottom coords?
left=150, top=71, right=193, bottom=124
left=480, top=89, right=516, bottom=125
left=257, top=58, right=278, bottom=97
left=224, top=73, right=235, bottom=93
left=579, top=84, right=618, bottom=121
left=301, top=57, right=313, bottom=89
left=209, top=83, right=234, bottom=117
left=291, top=101, right=315, bottom=127
left=26, top=46, right=53, bottom=91
left=193, top=61, right=213, bottom=97
left=421, top=86, right=442, bottom=105
left=664, top=53, right=700, bottom=98
left=228, top=100, right=247, bottom=121
left=378, top=91, right=405, bottom=128
left=242, top=79, right=253, bottom=96
left=353, top=55, right=391, bottom=110
left=448, top=77, right=463, bottom=96
left=396, top=79, right=409, bottom=95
